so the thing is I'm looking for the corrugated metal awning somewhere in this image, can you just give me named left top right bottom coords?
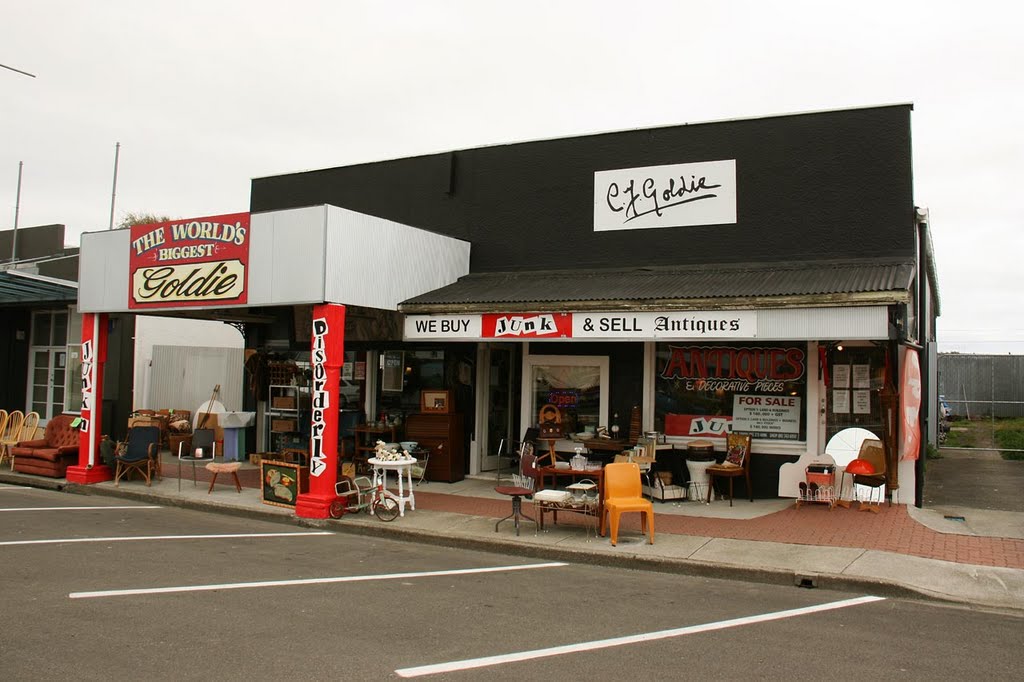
left=0, top=270, right=78, bottom=305
left=399, top=258, right=915, bottom=313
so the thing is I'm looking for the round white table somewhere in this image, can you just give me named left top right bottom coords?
left=368, top=457, right=417, bottom=516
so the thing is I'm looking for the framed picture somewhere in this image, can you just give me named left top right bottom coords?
left=261, top=460, right=309, bottom=508
left=420, top=389, right=451, bottom=414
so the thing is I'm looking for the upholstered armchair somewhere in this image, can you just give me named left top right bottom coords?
left=11, top=414, right=80, bottom=478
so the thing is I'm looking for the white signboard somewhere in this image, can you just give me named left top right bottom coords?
left=732, top=395, right=801, bottom=436
left=403, top=311, right=756, bottom=341
left=832, top=364, right=850, bottom=389
left=404, top=315, right=482, bottom=340
left=571, top=311, right=755, bottom=339
left=594, top=160, right=737, bottom=231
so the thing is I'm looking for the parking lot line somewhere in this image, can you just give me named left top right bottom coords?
left=394, top=595, right=886, bottom=678
left=2, top=530, right=333, bottom=547
left=68, top=562, right=569, bottom=599
left=0, top=505, right=161, bottom=512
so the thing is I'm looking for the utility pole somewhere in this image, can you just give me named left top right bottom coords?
left=108, top=142, right=120, bottom=229
left=11, top=161, right=23, bottom=263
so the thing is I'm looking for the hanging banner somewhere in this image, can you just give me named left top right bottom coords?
left=128, top=212, right=250, bottom=309
left=899, top=347, right=922, bottom=460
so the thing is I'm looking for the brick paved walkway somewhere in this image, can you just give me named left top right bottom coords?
left=412, top=490, right=1024, bottom=570
left=155, top=460, right=1024, bottom=570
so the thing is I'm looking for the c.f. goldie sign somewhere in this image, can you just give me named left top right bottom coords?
left=128, top=212, right=250, bottom=309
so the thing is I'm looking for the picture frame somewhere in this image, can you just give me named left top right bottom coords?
left=420, top=389, right=451, bottom=414
left=261, top=460, right=309, bottom=508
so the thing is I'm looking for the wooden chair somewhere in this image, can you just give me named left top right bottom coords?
left=602, top=462, right=654, bottom=546
left=21, top=411, right=40, bottom=441
left=0, top=410, right=25, bottom=470
left=706, top=433, right=753, bottom=506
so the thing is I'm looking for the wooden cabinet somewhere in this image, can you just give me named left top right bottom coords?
left=404, top=412, right=465, bottom=483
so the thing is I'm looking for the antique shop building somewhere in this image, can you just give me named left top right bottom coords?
left=74, top=103, right=939, bottom=516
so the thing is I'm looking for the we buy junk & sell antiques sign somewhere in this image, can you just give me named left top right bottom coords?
left=128, top=213, right=250, bottom=310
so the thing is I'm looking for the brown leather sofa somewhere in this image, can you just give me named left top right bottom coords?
left=12, top=414, right=80, bottom=478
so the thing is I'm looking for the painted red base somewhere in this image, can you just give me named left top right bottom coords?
left=65, top=464, right=114, bottom=484
left=294, top=492, right=335, bottom=519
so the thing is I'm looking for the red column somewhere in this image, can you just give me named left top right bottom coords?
left=67, top=312, right=114, bottom=483
left=295, top=304, right=345, bottom=518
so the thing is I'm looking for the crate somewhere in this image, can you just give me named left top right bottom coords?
left=271, top=419, right=297, bottom=433
left=272, top=396, right=296, bottom=409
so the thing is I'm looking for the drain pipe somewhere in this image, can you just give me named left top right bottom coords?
left=915, top=209, right=931, bottom=508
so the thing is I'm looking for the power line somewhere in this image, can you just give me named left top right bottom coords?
left=0, top=63, right=36, bottom=78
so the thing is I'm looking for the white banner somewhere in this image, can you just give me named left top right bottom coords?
left=594, top=159, right=737, bottom=231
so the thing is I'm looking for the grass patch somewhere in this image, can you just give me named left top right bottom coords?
left=995, top=426, right=1024, bottom=460
left=940, top=417, right=1024, bottom=459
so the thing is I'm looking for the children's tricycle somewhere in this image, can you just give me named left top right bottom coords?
left=329, top=475, right=400, bottom=521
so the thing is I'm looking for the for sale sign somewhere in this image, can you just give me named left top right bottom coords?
left=128, top=212, right=249, bottom=309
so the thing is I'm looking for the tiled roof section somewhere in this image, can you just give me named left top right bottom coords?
left=400, top=259, right=916, bottom=309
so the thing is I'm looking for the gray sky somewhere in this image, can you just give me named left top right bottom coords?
left=3, top=1, right=1022, bottom=353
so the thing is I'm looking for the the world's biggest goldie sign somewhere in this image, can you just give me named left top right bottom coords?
left=128, top=212, right=250, bottom=310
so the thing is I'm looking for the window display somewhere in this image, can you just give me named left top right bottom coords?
left=654, top=342, right=808, bottom=441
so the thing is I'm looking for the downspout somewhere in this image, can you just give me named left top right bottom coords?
left=914, top=209, right=930, bottom=508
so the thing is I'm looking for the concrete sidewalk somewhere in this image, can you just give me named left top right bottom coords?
left=2, top=466, right=1023, bottom=614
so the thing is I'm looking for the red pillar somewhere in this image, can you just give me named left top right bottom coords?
left=295, top=304, right=345, bottom=518
left=67, top=312, right=114, bottom=483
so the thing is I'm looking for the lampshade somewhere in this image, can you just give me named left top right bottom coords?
left=845, top=459, right=875, bottom=475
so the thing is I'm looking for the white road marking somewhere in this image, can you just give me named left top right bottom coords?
left=2, top=531, right=333, bottom=547
left=395, top=595, right=886, bottom=678
left=69, top=562, right=568, bottom=599
left=0, top=505, right=161, bottom=512
left=0, top=486, right=34, bottom=491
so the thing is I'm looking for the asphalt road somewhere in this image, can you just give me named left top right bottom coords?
left=2, top=485, right=1022, bottom=681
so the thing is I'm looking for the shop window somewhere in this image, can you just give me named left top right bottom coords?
left=824, top=344, right=891, bottom=443
left=654, top=342, right=808, bottom=442
left=523, top=355, right=609, bottom=435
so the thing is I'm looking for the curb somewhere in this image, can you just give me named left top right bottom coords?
left=3, top=472, right=1017, bottom=613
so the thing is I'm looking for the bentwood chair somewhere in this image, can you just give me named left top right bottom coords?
left=0, top=410, right=25, bottom=470
left=602, top=462, right=654, bottom=546
left=21, top=411, right=41, bottom=442
left=705, top=433, right=753, bottom=506
left=0, top=410, right=8, bottom=468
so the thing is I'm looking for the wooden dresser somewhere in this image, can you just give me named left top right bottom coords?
left=404, top=412, right=465, bottom=483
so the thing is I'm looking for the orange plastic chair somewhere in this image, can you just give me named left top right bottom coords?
left=601, top=462, right=654, bottom=546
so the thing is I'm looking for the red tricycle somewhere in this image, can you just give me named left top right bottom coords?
left=329, top=475, right=400, bottom=521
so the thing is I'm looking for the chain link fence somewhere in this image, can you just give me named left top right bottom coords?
left=937, top=353, right=1024, bottom=457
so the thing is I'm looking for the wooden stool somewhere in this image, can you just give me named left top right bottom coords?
left=205, top=461, right=242, bottom=493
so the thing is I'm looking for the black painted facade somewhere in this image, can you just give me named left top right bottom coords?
left=251, top=104, right=915, bottom=273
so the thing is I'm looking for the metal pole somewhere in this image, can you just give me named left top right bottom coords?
left=108, top=142, right=120, bottom=230
left=11, top=161, right=23, bottom=263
